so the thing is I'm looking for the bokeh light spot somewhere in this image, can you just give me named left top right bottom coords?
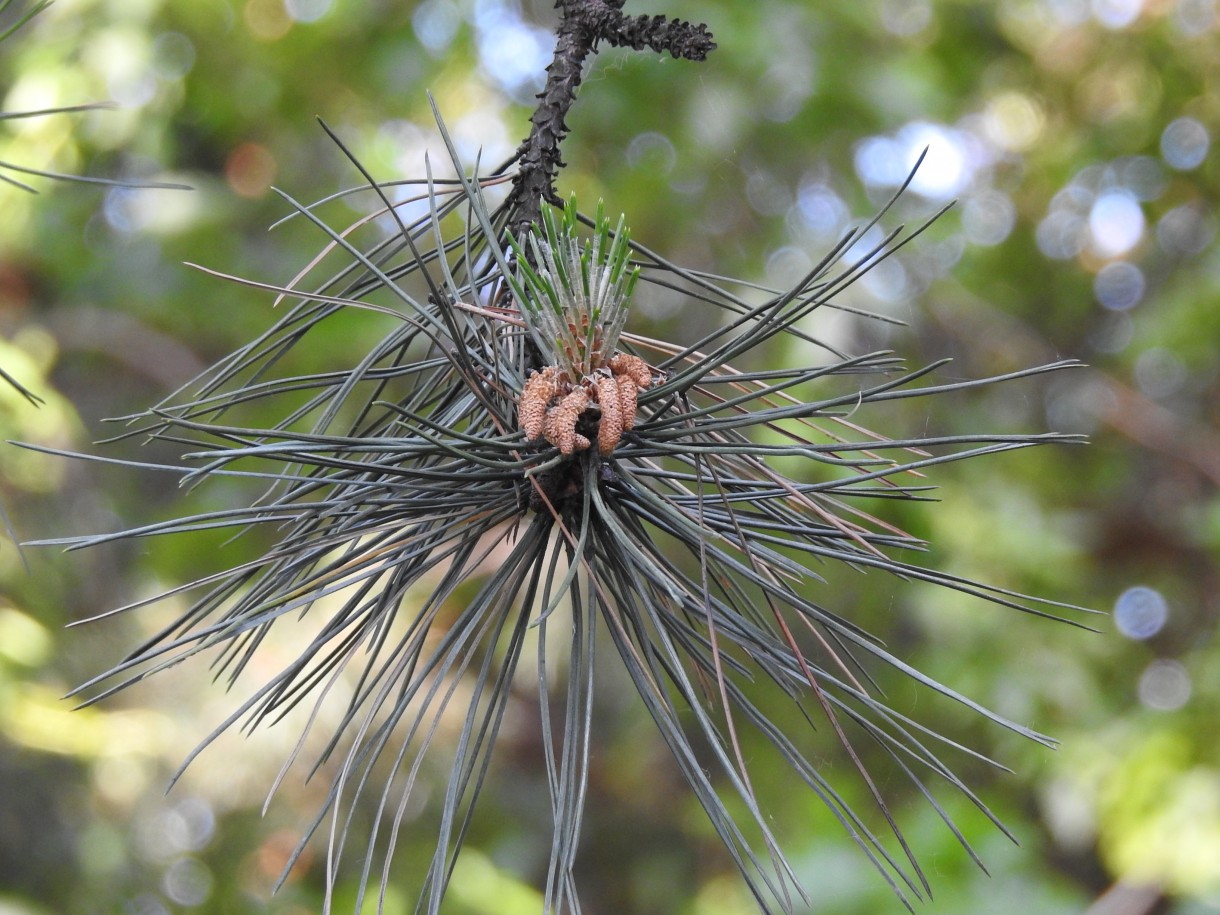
left=102, top=188, right=139, bottom=233
left=452, top=107, right=511, bottom=164
left=854, top=136, right=906, bottom=187
left=796, top=180, right=847, bottom=236
left=761, top=59, right=815, bottom=122
left=1047, top=0, right=1091, bottom=27
left=1134, top=347, right=1187, bottom=399
left=1138, top=659, right=1192, bottom=711
left=1092, top=0, right=1144, bottom=29
left=1089, top=190, right=1145, bottom=257
left=626, top=131, right=677, bottom=176
left=854, top=122, right=981, bottom=200
left=244, top=0, right=292, bottom=41
left=878, top=0, right=933, bottom=37
left=474, top=2, right=551, bottom=97
left=861, top=258, right=909, bottom=302
left=1117, top=155, right=1166, bottom=201
left=765, top=246, right=814, bottom=287
left=1094, top=261, right=1145, bottom=311
left=902, top=123, right=973, bottom=199
left=151, top=32, right=196, bottom=80
left=225, top=142, right=278, bottom=199
left=88, top=29, right=156, bottom=108
left=284, top=0, right=333, bottom=22
left=982, top=91, right=1045, bottom=152
left=844, top=224, right=886, bottom=266
left=126, top=894, right=170, bottom=915
left=746, top=168, right=791, bottom=217
left=1036, top=209, right=1087, bottom=260
left=162, top=857, right=213, bottom=907
left=162, top=798, right=216, bottom=854
left=1157, top=202, right=1215, bottom=256
left=1088, top=313, right=1135, bottom=354
left=1174, top=0, right=1219, bottom=35
left=962, top=190, right=1016, bottom=246
left=413, top=0, right=461, bottom=53
left=1160, top=117, right=1210, bottom=170
left=1114, top=585, right=1169, bottom=639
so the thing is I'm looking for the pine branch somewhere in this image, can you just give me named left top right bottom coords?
left=25, top=7, right=1094, bottom=912
left=506, top=0, right=716, bottom=235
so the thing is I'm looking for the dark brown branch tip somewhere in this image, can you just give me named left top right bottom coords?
left=506, top=1, right=715, bottom=234
left=601, top=14, right=717, bottom=60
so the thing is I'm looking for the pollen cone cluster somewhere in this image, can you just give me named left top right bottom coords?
left=519, top=352, right=654, bottom=456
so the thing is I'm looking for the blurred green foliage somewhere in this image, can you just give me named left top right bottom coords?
left=1, top=0, right=1217, bottom=912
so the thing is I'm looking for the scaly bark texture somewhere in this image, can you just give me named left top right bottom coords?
left=506, top=0, right=715, bottom=235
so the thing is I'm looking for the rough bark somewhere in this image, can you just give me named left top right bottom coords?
left=506, top=0, right=715, bottom=235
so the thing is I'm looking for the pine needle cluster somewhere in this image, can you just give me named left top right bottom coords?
left=30, top=108, right=1091, bottom=913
